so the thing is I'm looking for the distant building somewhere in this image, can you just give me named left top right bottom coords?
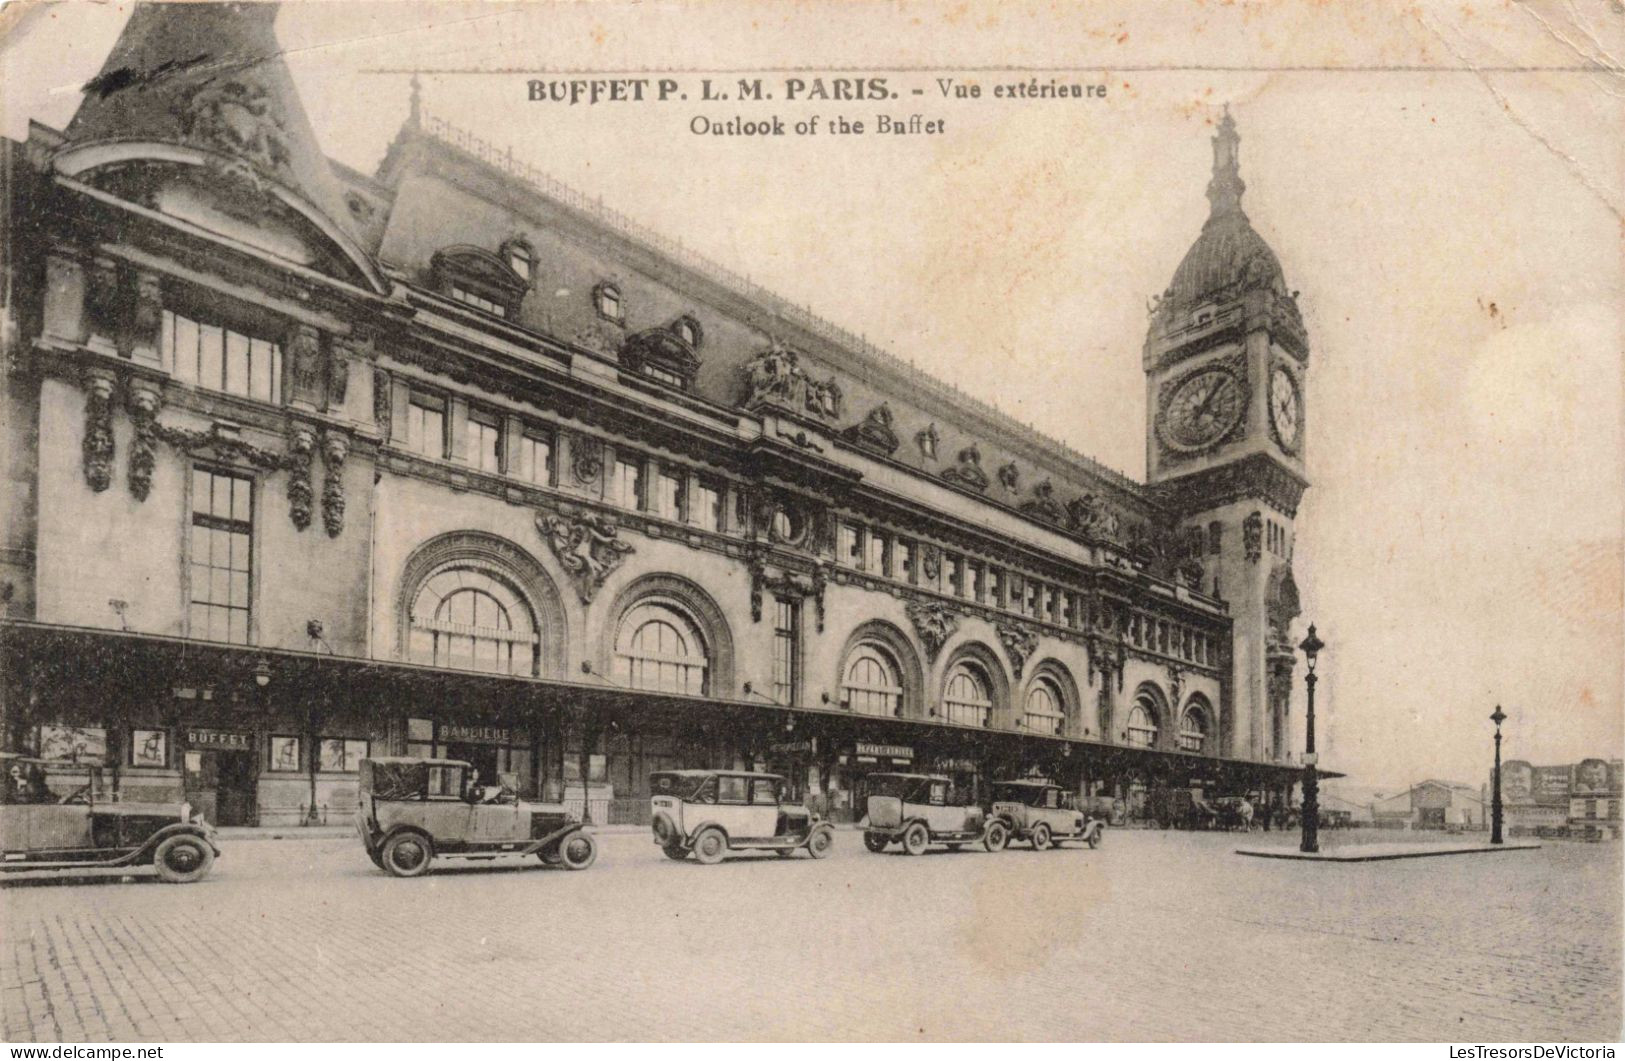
left=1369, top=780, right=1485, bottom=830
left=1498, top=758, right=1622, bottom=840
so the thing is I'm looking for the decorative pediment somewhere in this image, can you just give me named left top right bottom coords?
left=430, top=245, right=529, bottom=300
left=621, top=326, right=701, bottom=389
left=843, top=402, right=900, bottom=456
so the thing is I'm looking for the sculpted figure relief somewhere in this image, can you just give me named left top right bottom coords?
left=537, top=505, right=635, bottom=603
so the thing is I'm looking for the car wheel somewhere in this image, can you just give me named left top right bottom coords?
left=558, top=832, right=597, bottom=871
left=862, top=833, right=889, bottom=854
left=1031, top=823, right=1052, bottom=851
left=1087, top=827, right=1103, bottom=850
left=381, top=832, right=433, bottom=878
left=153, top=834, right=214, bottom=884
left=901, top=822, right=929, bottom=856
left=806, top=828, right=833, bottom=860
left=692, top=828, right=728, bottom=865
left=651, top=812, right=678, bottom=848
left=661, top=842, right=689, bottom=861
left=367, top=848, right=386, bottom=870
left=983, top=820, right=1009, bottom=852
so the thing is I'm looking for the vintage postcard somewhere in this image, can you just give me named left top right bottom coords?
left=0, top=0, right=1620, bottom=1046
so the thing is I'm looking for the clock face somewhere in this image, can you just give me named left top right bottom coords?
left=1162, top=368, right=1245, bottom=451
left=1270, top=366, right=1301, bottom=451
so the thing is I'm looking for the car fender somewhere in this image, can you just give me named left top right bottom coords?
left=800, top=821, right=836, bottom=848
left=135, top=821, right=221, bottom=863
left=381, top=825, right=435, bottom=856
left=1084, top=820, right=1105, bottom=841
left=529, top=820, right=590, bottom=853
left=684, top=819, right=729, bottom=845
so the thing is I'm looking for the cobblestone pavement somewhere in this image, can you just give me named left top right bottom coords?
left=3, top=828, right=1619, bottom=1042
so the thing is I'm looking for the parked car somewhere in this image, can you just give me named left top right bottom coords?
left=356, top=757, right=596, bottom=877
left=989, top=780, right=1105, bottom=850
left=862, top=772, right=1007, bottom=854
left=649, top=769, right=834, bottom=864
left=1, top=753, right=219, bottom=883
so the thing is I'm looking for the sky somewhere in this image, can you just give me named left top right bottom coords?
left=2, top=0, right=1621, bottom=790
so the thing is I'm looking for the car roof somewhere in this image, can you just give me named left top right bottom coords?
left=868, top=772, right=951, bottom=783
left=362, top=756, right=471, bottom=768
left=994, top=780, right=1057, bottom=790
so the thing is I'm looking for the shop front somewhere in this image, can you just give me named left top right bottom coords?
left=180, top=726, right=257, bottom=826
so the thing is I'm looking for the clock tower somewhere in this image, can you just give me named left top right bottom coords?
left=1145, top=110, right=1310, bottom=765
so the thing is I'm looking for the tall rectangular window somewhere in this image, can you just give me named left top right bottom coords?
left=613, top=457, right=644, bottom=509
left=989, top=568, right=1004, bottom=608
left=772, top=596, right=800, bottom=706
left=189, top=466, right=253, bottom=645
left=467, top=409, right=502, bottom=473
left=655, top=467, right=686, bottom=521
left=165, top=310, right=281, bottom=403
left=405, top=392, right=446, bottom=458
left=839, top=523, right=862, bottom=567
left=866, top=532, right=888, bottom=576
left=968, top=563, right=984, bottom=602
left=947, top=554, right=965, bottom=597
left=693, top=479, right=722, bottom=531
left=896, top=540, right=914, bottom=582
left=516, top=429, right=553, bottom=485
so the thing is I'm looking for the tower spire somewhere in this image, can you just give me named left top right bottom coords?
left=1206, top=105, right=1245, bottom=218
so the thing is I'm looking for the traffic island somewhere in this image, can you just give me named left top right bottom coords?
left=1236, top=841, right=1542, bottom=862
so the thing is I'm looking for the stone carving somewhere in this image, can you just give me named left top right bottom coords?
left=997, top=461, right=1020, bottom=493
left=321, top=432, right=348, bottom=537
left=536, top=504, right=635, bottom=603
left=180, top=79, right=292, bottom=177
left=1168, top=664, right=1184, bottom=704
left=940, top=444, right=989, bottom=492
left=843, top=402, right=900, bottom=456
left=85, top=257, right=122, bottom=350
left=571, top=437, right=604, bottom=485
left=572, top=321, right=622, bottom=358
left=326, top=341, right=351, bottom=410
left=996, top=622, right=1039, bottom=680
left=915, top=423, right=939, bottom=460
left=811, top=562, right=829, bottom=633
left=1265, top=562, right=1302, bottom=644
left=746, top=543, right=768, bottom=622
left=1243, top=510, right=1263, bottom=563
left=740, top=341, right=842, bottom=421
left=131, top=273, right=162, bottom=360
left=919, top=542, right=942, bottom=583
left=1020, top=478, right=1065, bottom=525
left=905, top=600, right=959, bottom=663
left=126, top=383, right=161, bottom=501
left=286, top=425, right=315, bottom=531
left=81, top=371, right=116, bottom=492
left=372, top=370, right=392, bottom=436
left=1064, top=493, right=1122, bottom=542
left=287, top=324, right=323, bottom=407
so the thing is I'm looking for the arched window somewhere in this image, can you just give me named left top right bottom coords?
left=843, top=643, right=903, bottom=717
left=1126, top=696, right=1160, bottom=748
left=1178, top=706, right=1208, bottom=753
left=1024, top=677, right=1065, bottom=736
left=944, top=662, right=992, bottom=727
left=615, top=600, right=709, bottom=694
left=408, top=567, right=539, bottom=675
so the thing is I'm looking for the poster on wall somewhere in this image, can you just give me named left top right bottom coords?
left=268, top=736, right=302, bottom=773
left=130, top=730, right=167, bottom=768
left=1533, top=765, right=1573, bottom=802
left=35, top=725, right=106, bottom=764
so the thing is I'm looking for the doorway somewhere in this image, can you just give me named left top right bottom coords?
left=215, top=751, right=257, bottom=826
left=444, top=742, right=499, bottom=786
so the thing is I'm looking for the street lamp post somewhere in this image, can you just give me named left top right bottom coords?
left=1298, top=624, right=1324, bottom=854
left=1490, top=705, right=1506, bottom=844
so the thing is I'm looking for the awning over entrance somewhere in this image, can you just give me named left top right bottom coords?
left=0, top=619, right=1333, bottom=789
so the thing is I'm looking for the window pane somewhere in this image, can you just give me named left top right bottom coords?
left=173, top=313, right=198, bottom=383
left=225, top=330, right=249, bottom=396
left=199, top=324, right=224, bottom=388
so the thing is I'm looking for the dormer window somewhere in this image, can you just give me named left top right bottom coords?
left=594, top=282, right=624, bottom=324
left=430, top=245, right=527, bottom=321
left=621, top=326, right=701, bottom=391
left=502, top=239, right=535, bottom=282
left=673, top=315, right=702, bottom=348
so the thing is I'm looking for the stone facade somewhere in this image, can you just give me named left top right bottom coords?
left=0, top=6, right=1311, bottom=826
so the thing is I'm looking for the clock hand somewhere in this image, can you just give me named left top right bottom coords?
left=1194, top=379, right=1224, bottom=420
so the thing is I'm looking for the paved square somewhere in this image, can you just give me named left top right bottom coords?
left=2, top=829, right=1618, bottom=1041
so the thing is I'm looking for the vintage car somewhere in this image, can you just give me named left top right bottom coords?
left=356, top=757, right=596, bottom=877
left=862, top=772, right=1007, bottom=854
left=1, top=753, right=220, bottom=883
left=989, top=780, right=1105, bottom=850
left=649, top=769, right=835, bottom=864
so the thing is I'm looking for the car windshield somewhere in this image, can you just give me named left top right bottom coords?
left=867, top=775, right=929, bottom=801
left=993, top=783, right=1038, bottom=804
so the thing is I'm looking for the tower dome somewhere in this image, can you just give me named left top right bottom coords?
left=1157, top=110, right=1290, bottom=317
